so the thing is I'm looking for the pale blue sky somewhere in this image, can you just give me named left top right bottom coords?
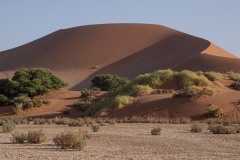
left=0, top=0, right=239, bottom=57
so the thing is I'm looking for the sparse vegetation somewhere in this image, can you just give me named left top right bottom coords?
left=68, top=120, right=84, bottom=127
left=190, top=124, right=203, bottom=133
left=208, top=124, right=236, bottom=134
left=26, top=130, right=47, bottom=144
left=231, top=81, right=240, bottom=90
left=203, top=72, right=221, bottom=81
left=53, top=130, right=90, bottom=150
left=91, top=123, right=100, bottom=132
left=228, top=71, right=240, bottom=81
left=86, top=70, right=222, bottom=116
left=174, top=87, right=214, bottom=101
left=151, top=127, right=161, bottom=135
left=207, top=105, right=222, bottom=118
left=10, top=132, right=27, bottom=143
left=2, top=120, right=15, bottom=133
left=112, top=95, right=133, bottom=109
left=131, top=85, right=153, bottom=97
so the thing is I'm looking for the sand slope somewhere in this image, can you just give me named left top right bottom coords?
left=0, top=23, right=239, bottom=89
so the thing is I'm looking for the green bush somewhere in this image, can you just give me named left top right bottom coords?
left=208, top=125, right=236, bottom=134
left=207, top=105, right=222, bottom=118
left=91, top=123, right=100, bottom=132
left=26, top=130, right=47, bottom=144
left=131, top=85, right=153, bottom=97
left=151, top=127, right=161, bottom=135
left=91, top=74, right=129, bottom=91
left=2, top=120, right=15, bottom=133
left=12, top=68, right=67, bottom=96
left=112, top=95, right=133, bottom=109
left=190, top=124, right=203, bottom=133
left=10, top=132, right=27, bottom=143
left=53, top=130, right=90, bottom=150
left=0, top=94, right=10, bottom=106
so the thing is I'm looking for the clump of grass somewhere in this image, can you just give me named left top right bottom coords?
left=2, top=120, right=15, bottom=133
left=174, top=87, right=214, bottom=101
left=112, top=95, right=133, bottom=109
left=10, top=132, right=27, bottom=143
left=207, top=105, right=222, bottom=118
left=208, top=124, right=236, bottom=134
left=203, top=72, right=221, bottom=81
left=91, top=123, right=100, bottom=132
left=131, top=85, right=153, bottom=97
left=26, top=130, right=47, bottom=144
left=190, top=124, right=203, bottom=133
left=228, top=71, right=240, bottom=81
left=151, top=127, right=161, bottom=135
left=53, top=130, right=90, bottom=150
left=176, top=70, right=210, bottom=89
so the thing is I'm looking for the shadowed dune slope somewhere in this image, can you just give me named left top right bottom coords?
left=0, top=23, right=239, bottom=90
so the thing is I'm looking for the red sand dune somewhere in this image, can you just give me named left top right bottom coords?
left=0, top=23, right=239, bottom=90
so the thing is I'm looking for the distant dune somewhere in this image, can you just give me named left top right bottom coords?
left=0, top=23, right=239, bottom=90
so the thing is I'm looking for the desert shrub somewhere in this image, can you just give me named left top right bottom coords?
left=112, top=95, right=133, bottom=109
left=91, top=123, right=100, bottom=132
left=131, top=85, right=153, bottom=97
left=231, top=81, right=240, bottom=90
left=207, top=105, right=222, bottom=118
left=33, top=118, right=46, bottom=125
left=42, top=100, right=51, bottom=105
left=176, top=70, right=210, bottom=89
left=228, top=71, right=240, bottom=81
left=0, top=94, right=10, bottom=106
left=174, top=87, right=214, bottom=101
left=53, top=130, right=90, bottom=150
left=91, top=74, right=129, bottom=91
left=80, top=88, right=94, bottom=98
left=204, top=72, right=221, bottom=81
left=26, top=130, right=47, bottom=144
left=208, top=125, right=236, bottom=134
left=190, top=124, right=203, bottom=133
left=233, top=125, right=240, bottom=133
left=12, top=68, right=67, bottom=96
left=13, top=96, right=42, bottom=112
left=2, top=120, right=15, bottom=133
left=68, top=120, right=84, bottom=127
left=170, top=117, right=191, bottom=124
left=0, top=78, right=19, bottom=98
left=10, top=132, right=27, bottom=143
left=151, top=127, right=161, bottom=135
left=133, top=69, right=174, bottom=88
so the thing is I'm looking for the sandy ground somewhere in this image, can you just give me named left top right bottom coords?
left=0, top=123, right=240, bottom=160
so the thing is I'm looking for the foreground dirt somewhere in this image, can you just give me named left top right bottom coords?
left=0, top=123, right=240, bottom=160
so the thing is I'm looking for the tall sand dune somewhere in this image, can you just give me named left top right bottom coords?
left=0, top=23, right=239, bottom=89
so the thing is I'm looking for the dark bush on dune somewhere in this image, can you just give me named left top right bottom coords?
left=0, top=68, right=67, bottom=108
left=91, top=74, right=129, bottom=91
